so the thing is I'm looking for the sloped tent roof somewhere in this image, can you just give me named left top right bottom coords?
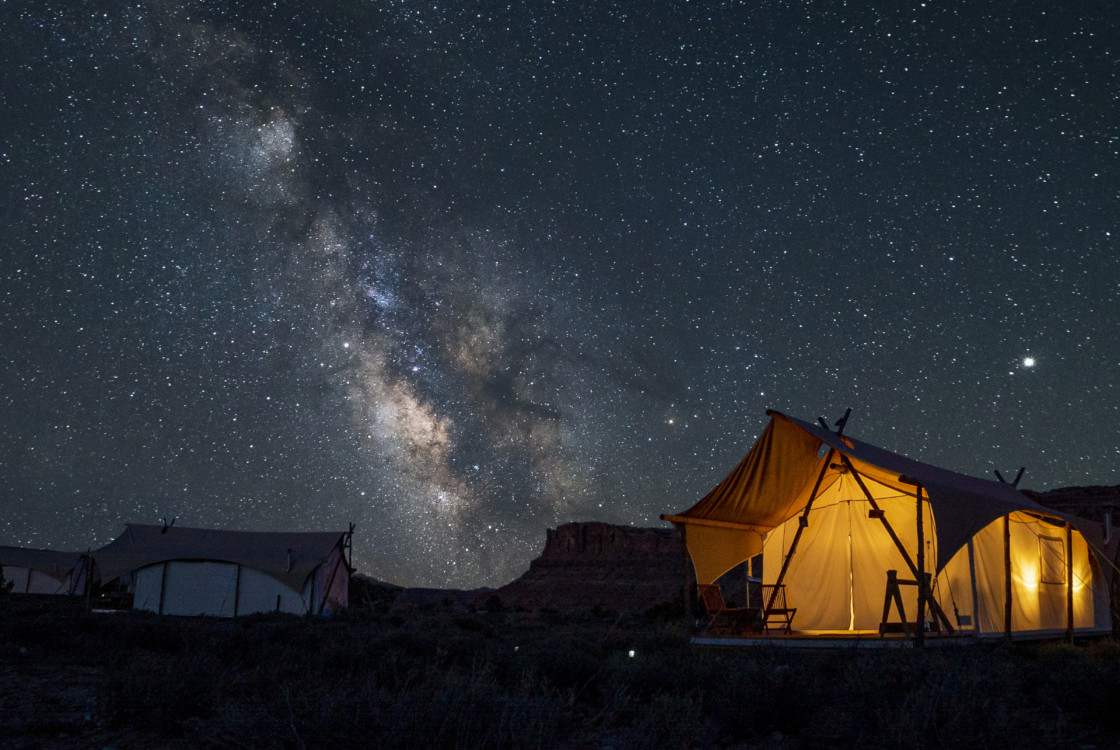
left=93, top=525, right=349, bottom=592
left=0, top=546, right=86, bottom=582
left=665, top=410, right=1113, bottom=584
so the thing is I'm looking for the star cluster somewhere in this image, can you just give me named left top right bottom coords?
left=1, top=0, right=1117, bottom=587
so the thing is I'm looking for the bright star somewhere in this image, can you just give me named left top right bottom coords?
left=1023, top=357, right=1035, bottom=368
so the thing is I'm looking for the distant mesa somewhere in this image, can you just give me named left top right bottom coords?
left=478, top=521, right=689, bottom=614
left=1025, top=485, right=1120, bottom=527
left=379, top=488, right=1120, bottom=616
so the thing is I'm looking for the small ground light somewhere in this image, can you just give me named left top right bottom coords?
left=628, top=649, right=635, bottom=658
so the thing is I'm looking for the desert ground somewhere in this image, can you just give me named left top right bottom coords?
left=4, top=588, right=1120, bottom=749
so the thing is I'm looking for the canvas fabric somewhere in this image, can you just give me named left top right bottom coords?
left=666, top=411, right=1114, bottom=635
left=93, top=525, right=348, bottom=592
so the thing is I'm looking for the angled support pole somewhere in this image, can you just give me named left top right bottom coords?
left=765, top=448, right=834, bottom=628
left=915, top=483, right=926, bottom=648
left=1004, top=514, right=1013, bottom=641
left=764, top=410, right=851, bottom=629
left=846, top=463, right=954, bottom=635
left=1066, top=522, right=1075, bottom=644
left=895, top=474, right=954, bottom=635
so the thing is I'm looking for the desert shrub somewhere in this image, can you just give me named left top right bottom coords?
left=525, top=636, right=604, bottom=692
left=453, top=614, right=489, bottom=633
left=644, top=600, right=686, bottom=620
left=13, top=597, right=1120, bottom=748
left=624, top=690, right=703, bottom=749
left=842, top=650, right=1026, bottom=748
left=99, top=649, right=222, bottom=732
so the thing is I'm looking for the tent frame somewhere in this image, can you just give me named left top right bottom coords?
left=764, top=416, right=955, bottom=642
left=668, top=409, right=1115, bottom=645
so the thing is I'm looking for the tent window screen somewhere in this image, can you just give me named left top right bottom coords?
left=1038, top=536, right=1066, bottom=585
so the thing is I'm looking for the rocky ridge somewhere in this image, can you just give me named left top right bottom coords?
left=483, top=521, right=689, bottom=613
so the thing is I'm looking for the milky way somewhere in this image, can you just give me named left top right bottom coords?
left=2, top=1, right=1118, bottom=587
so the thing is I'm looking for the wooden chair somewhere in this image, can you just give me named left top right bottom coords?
left=760, top=584, right=796, bottom=634
left=698, top=584, right=758, bottom=635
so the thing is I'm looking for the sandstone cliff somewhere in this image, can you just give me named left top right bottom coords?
left=1024, top=485, right=1120, bottom=524
left=484, top=522, right=689, bottom=613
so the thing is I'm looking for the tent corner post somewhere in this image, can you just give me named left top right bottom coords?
left=1004, top=514, right=1013, bottom=642
left=1066, top=523, right=1075, bottom=644
left=915, top=484, right=926, bottom=649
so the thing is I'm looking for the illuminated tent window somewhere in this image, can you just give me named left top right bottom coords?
left=1038, top=536, right=1066, bottom=586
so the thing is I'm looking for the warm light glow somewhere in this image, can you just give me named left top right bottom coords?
left=1015, top=560, right=1040, bottom=591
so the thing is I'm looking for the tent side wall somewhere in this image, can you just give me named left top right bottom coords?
left=134, top=561, right=314, bottom=616
left=759, top=488, right=1110, bottom=637
left=310, top=543, right=349, bottom=613
left=238, top=566, right=308, bottom=615
left=938, top=513, right=1111, bottom=638
left=1, top=566, right=71, bottom=595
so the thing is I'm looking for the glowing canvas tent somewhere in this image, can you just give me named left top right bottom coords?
left=0, top=546, right=89, bottom=595
left=664, top=410, right=1114, bottom=640
left=92, top=525, right=352, bottom=617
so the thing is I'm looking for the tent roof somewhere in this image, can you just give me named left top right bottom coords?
left=666, top=410, right=1110, bottom=573
left=0, top=546, right=85, bottom=581
left=92, top=525, right=348, bottom=591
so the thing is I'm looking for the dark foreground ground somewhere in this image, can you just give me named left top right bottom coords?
left=3, top=595, right=1120, bottom=749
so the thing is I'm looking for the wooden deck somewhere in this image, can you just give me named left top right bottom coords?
left=692, top=627, right=1109, bottom=648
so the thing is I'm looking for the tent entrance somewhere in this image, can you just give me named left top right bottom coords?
left=761, top=466, right=954, bottom=634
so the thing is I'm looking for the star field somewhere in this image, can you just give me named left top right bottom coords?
left=2, top=0, right=1118, bottom=587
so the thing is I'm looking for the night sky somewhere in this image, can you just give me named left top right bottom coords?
left=2, top=0, right=1118, bottom=588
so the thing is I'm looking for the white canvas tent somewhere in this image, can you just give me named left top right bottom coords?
left=664, top=410, right=1115, bottom=641
left=0, top=546, right=89, bottom=595
left=92, top=525, right=351, bottom=617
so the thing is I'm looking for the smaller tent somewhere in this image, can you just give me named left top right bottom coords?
left=0, top=546, right=89, bottom=595
left=92, top=525, right=351, bottom=617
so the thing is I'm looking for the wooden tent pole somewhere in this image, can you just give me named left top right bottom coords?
left=915, top=484, right=926, bottom=648
left=849, top=460, right=920, bottom=573
left=851, top=464, right=954, bottom=632
left=766, top=448, right=836, bottom=618
left=234, top=564, right=241, bottom=617
left=1004, top=514, right=1012, bottom=641
left=764, top=411, right=850, bottom=624
left=1066, top=523, right=1075, bottom=644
